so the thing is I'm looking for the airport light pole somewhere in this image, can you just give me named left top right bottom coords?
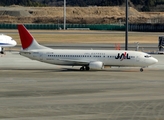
left=125, top=0, right=128, bottom=50
left=64, top=0, right=66, bottom=30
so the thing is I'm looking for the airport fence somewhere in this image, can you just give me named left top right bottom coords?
left=1, top=23, right=164, bottom=31
left=129, top=23, right=164, bottom=32
left=0, top=24, right=125, bottom=30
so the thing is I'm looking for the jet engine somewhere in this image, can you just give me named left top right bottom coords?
left=89, top=61, right=104, bottom=70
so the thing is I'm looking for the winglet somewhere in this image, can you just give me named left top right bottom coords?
left=17, top=24, right=33, bottom=49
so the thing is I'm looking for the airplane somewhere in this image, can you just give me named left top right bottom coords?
left=17, top=24, right=158, bottom=72
left=0, top=34, right=17, bottom=54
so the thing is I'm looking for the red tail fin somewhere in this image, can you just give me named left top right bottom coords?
left=17, top=24, right=33, bottom=49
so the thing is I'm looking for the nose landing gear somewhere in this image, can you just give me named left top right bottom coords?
left=140, top=68, right=143, bottom=72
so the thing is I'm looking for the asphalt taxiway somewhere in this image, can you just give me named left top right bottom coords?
left=0, top=52, right=164, bottom=120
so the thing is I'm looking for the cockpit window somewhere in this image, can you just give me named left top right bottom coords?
left=144, top=55, right=151, bottom=58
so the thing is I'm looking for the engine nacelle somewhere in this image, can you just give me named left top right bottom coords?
left=89, top=61, right=104, bottom=70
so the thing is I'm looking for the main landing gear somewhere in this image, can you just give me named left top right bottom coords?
left=0, top=49, right=5, bottom=57
left=140, top=68, right=143, bottom=72
left=80, top=66, right=90, bottom=71
left=0, top=51, right=6, bottom=57
left=0, top=51, right=4, bottom=54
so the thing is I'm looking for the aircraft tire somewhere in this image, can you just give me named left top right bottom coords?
left=86, top=66, right=90, bottom=71
left=140, top=68, right=143, bottom=72
left=80, top=67, right=85, bottom=71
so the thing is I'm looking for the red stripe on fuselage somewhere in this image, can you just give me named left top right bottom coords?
left=17, top=24, right=33, bottom=49
left=121, top=52, right=127, bottom=61
left=124, top=52, right=127, bottom=58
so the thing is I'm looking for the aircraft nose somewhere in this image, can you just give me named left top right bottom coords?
left=12, top=40, right=17, bottom=46
left=152, top=57, right=158, bottom=64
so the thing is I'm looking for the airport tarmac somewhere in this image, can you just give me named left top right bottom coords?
left=0, top=52, right=164, bottom=120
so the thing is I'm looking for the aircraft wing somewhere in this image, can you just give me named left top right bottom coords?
left=58, top=58, right=90, bottom=64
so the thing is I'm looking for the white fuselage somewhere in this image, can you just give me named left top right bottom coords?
left=20, top=48, right=158, bottom=68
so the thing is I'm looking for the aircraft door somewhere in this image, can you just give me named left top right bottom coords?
left=39, top=53, right=43, bottom=61
left=100, top=53, right=105, bottom=62
left=136, top=55, right=140, bottom=62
